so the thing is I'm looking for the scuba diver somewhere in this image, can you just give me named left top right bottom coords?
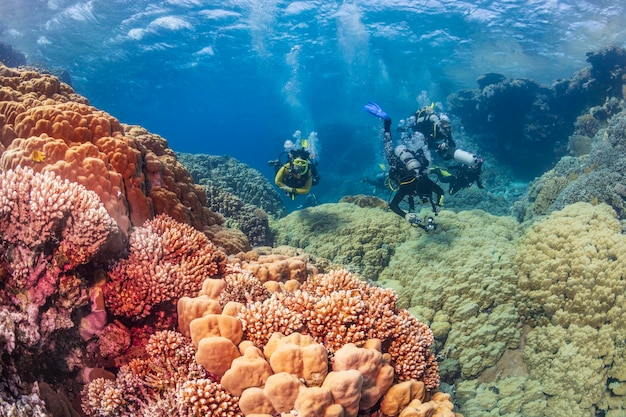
left=364, top=102, right=443, bottom=230
left=431, top=164, right=485, bottom=195
left=389, top=175, right=444, bottom=231
left=269, top=132, right=320, bottom=200
left=412, top=104, right=483, bottom=168
left=363, top=163, right=389, bottom=191
left=368, top=102, right=485, bottom=195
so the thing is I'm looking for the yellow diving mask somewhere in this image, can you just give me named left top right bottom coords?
left=292, top=158, right=309, bottom=175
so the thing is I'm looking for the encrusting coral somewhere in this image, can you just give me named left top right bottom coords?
left=376, top=208, right=521, bottom=380
left=455, top=202, right=626, bottom=416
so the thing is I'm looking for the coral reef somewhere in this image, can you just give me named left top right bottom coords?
left=122, top=125, right=224, bottom=236
left=79, top=262, right=451, bottom=417
left=80, top=330, right=233, bottom=417
left=456, top=375, right=547, bottom=416
left=177, top=153, right=286, bottom=219
left=229, top=247, right=318, bottom=286
left=378, top=209, right=521, bottom=380
left=8, top=50, right=626, bottom=417
left=0, top=166, right=121, bottom=276
left=172, top=267, right=445, bottom=416
left=339, top=194, right=389, bottom=209
left=514, top=106, right=626, bottom=222
left=203, top=181, right=274, bottom=247
left=513, top=202, right=626, bottom=416
left=517, top=202, right=626, bottom=328
left=0, top=63, right=248, bottom=254
left=103, top=214, right=228, bottom=320
left=272, top=202, right=408, bottom=280
left=566, top=134, right=592, bottom=157
left=448, top=45, right=626, bottom=179
left=0, top=167, right=120, bottom=416
left=406, top=201, right=626, bottom=416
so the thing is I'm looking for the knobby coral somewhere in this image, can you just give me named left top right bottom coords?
left=378, top=208, right=521, bottom=380
left=272, top=203, right=408, bottom=280
left=516, top=202, right=626, bottom=415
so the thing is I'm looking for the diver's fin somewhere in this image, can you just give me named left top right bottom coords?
left=431, top=166, right=452, bottom=177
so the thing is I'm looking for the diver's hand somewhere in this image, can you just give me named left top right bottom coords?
left=280, top=186, right=292, bottom=194
left=363, top=102, right=390, bottom=121
left=405, top=213, right=421, bottom=227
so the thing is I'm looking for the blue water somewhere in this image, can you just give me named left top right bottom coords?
left=2, top=0, right=626, bottom=207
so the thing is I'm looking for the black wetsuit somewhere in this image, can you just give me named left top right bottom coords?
left=389, top=176, right=445, bottom=218
left=414, top=107, right=456, bottom=160
left=432, top=164, right=484, bottom=195
left=382, top=118, right=443, bottom=218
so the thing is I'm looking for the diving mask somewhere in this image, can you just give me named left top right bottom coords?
left=292, top=158, right=309, bottom=175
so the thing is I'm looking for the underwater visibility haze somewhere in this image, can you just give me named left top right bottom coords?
left=5, top=2, right=626, bottom=417
left=2, top=0, right=626, bottom=197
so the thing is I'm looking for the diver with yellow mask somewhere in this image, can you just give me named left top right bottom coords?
left=269, top=134, right=320, bottom=200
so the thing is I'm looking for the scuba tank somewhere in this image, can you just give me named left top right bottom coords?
left=394, top=145, right=422, bottom=172
left=453, top=149, right=480, bottom=166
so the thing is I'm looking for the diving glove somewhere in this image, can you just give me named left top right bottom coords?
left=363, top=102, right=390, bottom=121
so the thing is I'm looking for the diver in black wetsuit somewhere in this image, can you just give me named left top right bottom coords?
left=364, top=102, right=443, bottom=231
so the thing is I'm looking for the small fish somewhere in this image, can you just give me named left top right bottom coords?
left=30, top=150, right=46, bottom=163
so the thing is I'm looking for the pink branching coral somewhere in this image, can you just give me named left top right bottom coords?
left=0, top=166, right=119, bottom=287
left=238, top=296, right=305, bottom=347
left=387, top=310, right=439, bottom=389
left=103, top=214, right=228, bottom=319
left=0, top=166, right=119, bottom=347
left=81, top=330, right=242, bottom=417
left=178, top=378, right=242, bottom=417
